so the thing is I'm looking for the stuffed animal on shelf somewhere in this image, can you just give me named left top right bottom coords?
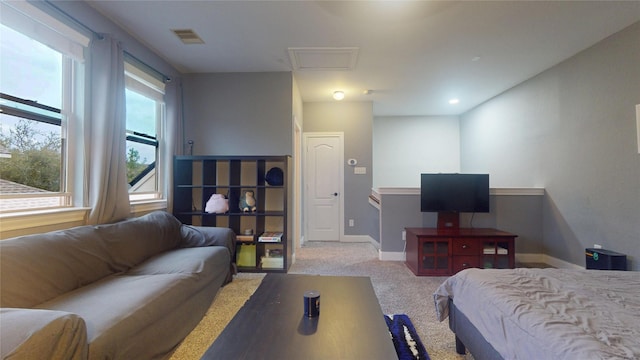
left=239, top=190, right=257, bottom=212
left=205, top=193, right=229, bottom=214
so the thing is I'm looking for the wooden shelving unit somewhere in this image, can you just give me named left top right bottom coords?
left=173, top=155, right=291, bottom=272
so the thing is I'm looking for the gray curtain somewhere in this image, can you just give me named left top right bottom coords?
left=86, top=34, right=131, bottom=224
left=164, top=78, right=184, bottom=213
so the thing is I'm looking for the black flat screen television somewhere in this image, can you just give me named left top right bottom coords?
left=420, top=173, right=490, bottom=213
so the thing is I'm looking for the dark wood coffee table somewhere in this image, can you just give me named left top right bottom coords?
left=201, top=273, right=398, bottom=359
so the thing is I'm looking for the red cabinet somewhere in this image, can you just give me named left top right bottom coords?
left=405, top=228, right=517, bottom=276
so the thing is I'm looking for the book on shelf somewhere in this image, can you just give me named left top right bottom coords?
left=483, top=246, right=508, bottom=255
left=258, top=232, right=283, bottom=242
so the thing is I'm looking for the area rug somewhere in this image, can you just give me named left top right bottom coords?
left=385, top=314, right=431, bottom=360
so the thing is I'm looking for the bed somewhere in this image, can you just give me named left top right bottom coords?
left=433, top=268, right=640, bottom=360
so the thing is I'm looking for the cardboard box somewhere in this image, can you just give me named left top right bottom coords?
left=236, top=235, right=255, bottom=243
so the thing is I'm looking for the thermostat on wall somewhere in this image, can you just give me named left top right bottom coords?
left=347, top=158, right=357, bottom=166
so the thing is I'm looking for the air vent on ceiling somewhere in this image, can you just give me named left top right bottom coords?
left=288, top=47, right=359, bottom=71
left=171, top=29, right=204, bottom=44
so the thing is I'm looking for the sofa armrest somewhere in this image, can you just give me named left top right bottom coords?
left=180, top=225, right=236, bottom=257
left=0, top=308, right=87, bottom=360
left=180, top=225, right=237, bottom=284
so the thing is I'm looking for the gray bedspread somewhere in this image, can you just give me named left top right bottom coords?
left=434, top=268, right=640, bottom=360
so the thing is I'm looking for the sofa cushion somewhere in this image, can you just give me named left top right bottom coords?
left=36, top=272, right=211, bottom=360
left=0, top=308, right=88, bottom=360
left=0, top=226, right=114, bottom=308
left=127, top=246, right=230, bottom=278
left=94, top=211, right=182, bottom=270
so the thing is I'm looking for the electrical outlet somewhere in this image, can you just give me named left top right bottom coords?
left=402, top=230, right=406, bottom=241
left=349, top=219, right=354, bottom=227
left=594, top=244, right=602, bottom=249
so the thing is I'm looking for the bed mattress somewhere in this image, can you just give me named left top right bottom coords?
left=434, top=268, right=640, bottom=359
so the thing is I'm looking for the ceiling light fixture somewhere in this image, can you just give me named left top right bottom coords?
left=333, top=91, right=345, bottom=101
left=449, top=98, right=460, bottom=105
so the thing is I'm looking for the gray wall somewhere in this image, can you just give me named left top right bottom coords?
left=183, top=72, right=293, bottom=156
left=303, top=102, right=373, bottom=236
left=52, top=2, right=180, bottom=82
left=461, top=22, right=640, bottom=270
left=378, top=192, right=543, bottom=254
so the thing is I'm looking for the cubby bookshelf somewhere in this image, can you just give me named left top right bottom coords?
left=173, top=155, right=291, bottom=272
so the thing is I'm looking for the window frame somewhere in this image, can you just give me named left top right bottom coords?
left=0, top=2, right=168, bottom=236
left=124, top=60, right=166, bottom=203
left=0, top=1, right=88, bottom=214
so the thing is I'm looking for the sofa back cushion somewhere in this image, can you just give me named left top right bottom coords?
left=0, top=211, right=183, bottom=308
left=94, top=211, right=182, bottom=270
left=0, top=226, right=114, bottom=308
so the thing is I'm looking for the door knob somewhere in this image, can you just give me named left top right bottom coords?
left=332, top=192, right=338, bottom=196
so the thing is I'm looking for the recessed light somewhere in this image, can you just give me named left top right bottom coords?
left=333, top=91, right=345, bottom=100
left=449, top=98, right=460, bottom=105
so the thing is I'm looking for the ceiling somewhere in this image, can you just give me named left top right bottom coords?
left=86, top=1, right=640, bottom=116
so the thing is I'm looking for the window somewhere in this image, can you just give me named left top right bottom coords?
left=0, top=1, right=88, bottom=212
left=124, top=61, right=165, bottom=202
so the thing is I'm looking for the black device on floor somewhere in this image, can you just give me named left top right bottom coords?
left=585, top=248, right=627, bottom=271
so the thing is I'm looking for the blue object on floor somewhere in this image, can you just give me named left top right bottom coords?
left=385, top=314, right=431, bottom=360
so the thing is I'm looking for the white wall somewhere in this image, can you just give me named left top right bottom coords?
left=373, top=116, right=460, bottom=188
left=461, top=22, right=640, bottom=269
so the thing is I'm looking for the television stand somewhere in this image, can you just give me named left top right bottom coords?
left=437, top=211, right=460, bottom=230
left=404, top=227, right=517, bottom=276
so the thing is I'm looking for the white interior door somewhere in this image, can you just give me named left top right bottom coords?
left=304, top=133, right=343, bottom=241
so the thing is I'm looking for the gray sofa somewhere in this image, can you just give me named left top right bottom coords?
left=0, top=210, right=235, bottom=360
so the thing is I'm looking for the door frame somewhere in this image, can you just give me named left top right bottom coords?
left=293, top=119, right=302, bottom=249
left=302, top=132, right=345, bottom=242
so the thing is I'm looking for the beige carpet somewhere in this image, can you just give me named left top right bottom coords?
left=170, top=242, right=472, bottom=359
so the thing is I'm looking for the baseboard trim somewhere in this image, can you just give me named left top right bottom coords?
left=377, top=251, right=584, bottom=269
left=379, top=251, right=406, bottom=261
left=516, top=253, right=583, bottom=269
left=341, top=234, right=372, bottom=243
left=515, top=253, right=546, bottom=264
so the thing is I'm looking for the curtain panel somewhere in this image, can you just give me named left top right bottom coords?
left=86, top=34, right=131, bottom=224
left=164, top=79, right=184, bottom=213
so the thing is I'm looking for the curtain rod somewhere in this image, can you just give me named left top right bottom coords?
left=43, top=0, right=102, bottom=39
left=43, top=0, right=172, bottom=83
